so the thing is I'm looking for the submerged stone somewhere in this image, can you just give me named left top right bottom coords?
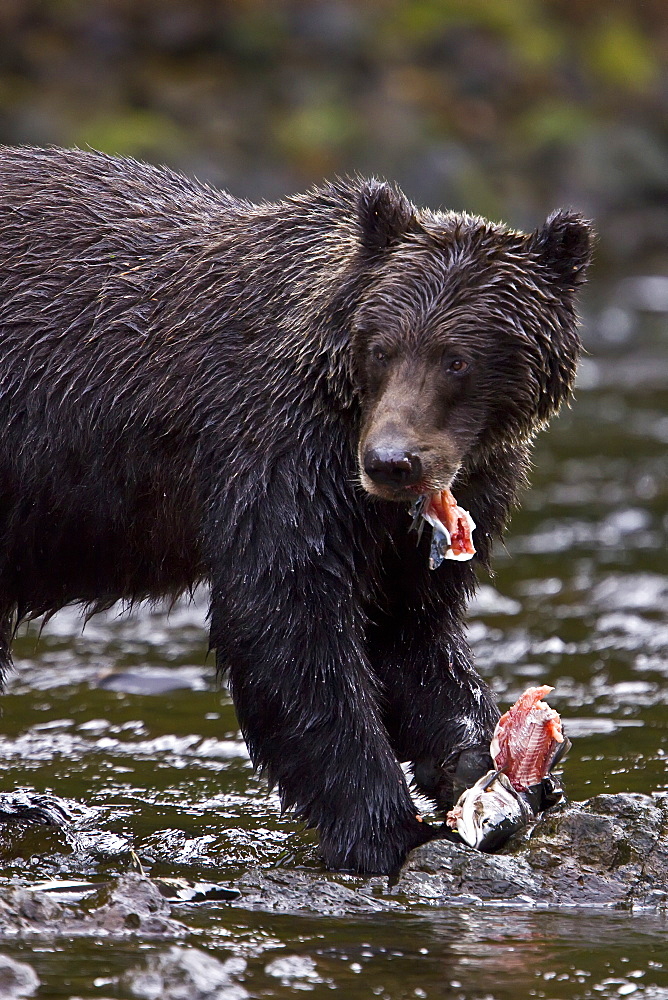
left=0, top=954, right=40, bottom=998
left=121, top=947, right=248, bottom=1000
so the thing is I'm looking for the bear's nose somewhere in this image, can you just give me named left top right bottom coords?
left=363, top=447, right=423, bottom=487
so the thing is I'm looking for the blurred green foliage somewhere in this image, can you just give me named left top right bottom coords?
left=0, top=0, right=666, bottom=265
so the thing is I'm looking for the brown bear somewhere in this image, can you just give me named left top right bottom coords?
left=0, top=147, right=592, bottom=873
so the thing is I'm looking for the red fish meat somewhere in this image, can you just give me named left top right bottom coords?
left=424, top=489, right=476, bottom=560
left=490, top=685, right=565, bottom=791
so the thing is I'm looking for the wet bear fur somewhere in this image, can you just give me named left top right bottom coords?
left=0, top=147, right=592, bottom=874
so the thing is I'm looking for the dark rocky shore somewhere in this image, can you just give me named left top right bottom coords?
left=233, top=793, right=668, bottom=915
left=0, top=792, right=666, bottom=936
left=396, top=792, right=668, bottom=910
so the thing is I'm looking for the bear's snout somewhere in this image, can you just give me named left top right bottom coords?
left=363, top=446, right=423, bottom=488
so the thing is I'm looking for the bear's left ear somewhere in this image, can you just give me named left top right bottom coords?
left=357, top=180, right=417, bottom=253
left=528, top=210, right=594, bottom=289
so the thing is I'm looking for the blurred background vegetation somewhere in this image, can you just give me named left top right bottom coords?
left=0, top=0, right=666, bottom=272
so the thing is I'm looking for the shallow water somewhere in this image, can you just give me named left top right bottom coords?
left=0, top=282, right=666, bottom=998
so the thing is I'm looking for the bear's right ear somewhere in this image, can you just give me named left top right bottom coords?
left=357, top=180, right=417, bottom=252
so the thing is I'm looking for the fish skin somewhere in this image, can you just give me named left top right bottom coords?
left=445, top=770, right=531, bottom=851
left=490, top=685, right=565, bottom=791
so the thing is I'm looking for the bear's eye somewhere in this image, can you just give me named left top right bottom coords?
left=445, top=357, right=470, bottom=374
left=370, top=345, right=390, bottom=365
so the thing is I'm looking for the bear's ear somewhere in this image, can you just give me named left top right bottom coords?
left=357, top=180, right=417, bottom=252
left=528, top=210, right=594, bottom=289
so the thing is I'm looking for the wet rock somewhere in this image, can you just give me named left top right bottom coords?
left=232, top=867, right=401, bottom=915
left=80, top=873, right=186, bottom=935
left=395, top=792, right=668, bottom=909
left=0, top=954, right=40, bottom=997
left=394, top=839, right=547, bottom=905
left=121, top=947, right=248, bottom=999
left=0, top=874, right=186, bottom=937
left=0, top=885, right=64, bottom=934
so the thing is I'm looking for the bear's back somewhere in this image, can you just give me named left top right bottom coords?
left=0, top=145, right=247, bottom=243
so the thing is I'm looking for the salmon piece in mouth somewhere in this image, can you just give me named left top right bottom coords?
left=410, top=488, right=476, bottom=569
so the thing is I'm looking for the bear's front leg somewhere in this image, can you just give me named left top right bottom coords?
left=209, top=566, right=433, bottom=874
left=369, top=596, right=500, bottom=813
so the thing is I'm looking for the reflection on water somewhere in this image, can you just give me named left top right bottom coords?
left=0, top=282, right=666, bottom=998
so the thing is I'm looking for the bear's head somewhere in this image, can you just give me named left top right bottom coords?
left=351, top=182, right=593, bottom=503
